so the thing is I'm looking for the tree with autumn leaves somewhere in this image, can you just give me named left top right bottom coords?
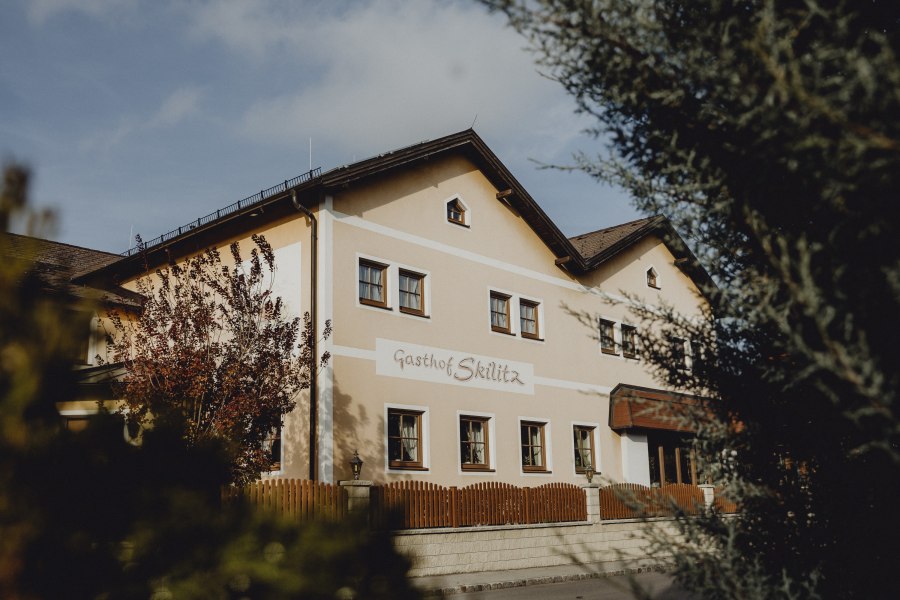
left=2, top=165, right=417, bottom=600
left=106, top=235, right=330, bottom=485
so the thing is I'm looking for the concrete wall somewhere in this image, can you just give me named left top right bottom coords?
left=393, top=518, right=679, bottom=577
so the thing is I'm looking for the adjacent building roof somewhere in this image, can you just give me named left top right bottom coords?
left=1, top=232, right=142, bottom=308
left=568, top=217, right=660, bottom=260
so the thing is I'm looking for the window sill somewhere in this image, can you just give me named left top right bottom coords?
left=601, top=348, right=619, bottom=356
left=491, top=328, right=515, bottom=336
left=388, top=465, right=428, bottom=471
left=521, top=334, right=544, bottom=342
left=623, top=352, right=639, bottom=360
left=522, top=468, right=552, bottom=474
left=399, top=308, right=429, bottom=318
left=448, top=220, right=470, bottom=228
left=360, top=300, right=391, bottom=311
left=461, top=466, right=495, bottom=472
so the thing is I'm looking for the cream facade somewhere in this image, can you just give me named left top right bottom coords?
left=74, top=130, right=709, bottom=489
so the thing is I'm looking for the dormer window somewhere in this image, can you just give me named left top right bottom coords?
left=646, top=267, right=659, bottom=289
left=446, top=198, right=467, bottom=226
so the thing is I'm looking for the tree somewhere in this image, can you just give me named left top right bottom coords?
left=484, top=1, right=899, bottom=598
left=106, top=236, right=330, bottom=485
left=1, top=164, right=417, bottom=600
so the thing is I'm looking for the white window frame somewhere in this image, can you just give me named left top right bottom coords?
left=598, top=315, right=619, bottom=356
left=620, top=321, right=639, bottom=360
left=357, top=254, right=390, bottom=311
left=487, top=287, right=545, bottom=343
left=356, top=253, right=431, bottom=320
left=646, top=265, right=661, bottom=289
left=384, top=402, right=431, bottom=474
left=260, top=425, right=284, bottom=478
left=444, top=194, right=471, bottom=229
left=456, top=410, right=497, bottom=475
left=571, top=420, right=601, bottom=477
left=669, top=336, right=692, bottom=372
left=517, top=416, right=553, bottom=476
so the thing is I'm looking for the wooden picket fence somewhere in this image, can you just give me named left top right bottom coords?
left=599, top=483, right=740, bottom=519
left=713, top=487, right=739, bottom=513
left=222, top=478, right=347, bottom=521
left=372, top=481, right=587, bottom=529
left=599, top=483, right=706, bottom=519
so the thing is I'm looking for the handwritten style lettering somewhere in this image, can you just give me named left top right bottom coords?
left=393, top=349, right=525, bottom=386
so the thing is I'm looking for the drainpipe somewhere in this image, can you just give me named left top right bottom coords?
left=292, top=189, right=318, bottom=480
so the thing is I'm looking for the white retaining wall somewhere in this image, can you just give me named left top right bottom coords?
left=393, top=518, right=679, bottom=577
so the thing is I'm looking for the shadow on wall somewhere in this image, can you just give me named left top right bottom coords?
left=330, top=382, right=374, bottom=482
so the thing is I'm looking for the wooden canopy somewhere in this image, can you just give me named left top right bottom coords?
left=608, top=384, right=704, bottom=433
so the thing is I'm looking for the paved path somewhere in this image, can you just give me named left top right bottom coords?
left=452, top=572, right=695, bottom=599
left=410, top=561, right=690, bottom=598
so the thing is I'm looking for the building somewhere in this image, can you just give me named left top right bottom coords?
left=57, top=130, right=710, bottom=487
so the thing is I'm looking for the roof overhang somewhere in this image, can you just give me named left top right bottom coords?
left=608, top=383, right=706, bottom=433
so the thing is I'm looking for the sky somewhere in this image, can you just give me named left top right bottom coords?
left=1, top=0, right=638, bottom=254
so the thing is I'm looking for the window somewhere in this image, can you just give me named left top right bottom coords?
left=62, top=415, right=92, bottom=433
left=359, top=260, right=387, bottom=308
left=622, top=325, right=638, bottom=358
left=490, top=292, right=511, bottom=334
left=447, top=198, right=466, bottom=226
left=648, top=432, right=697, bottom=485
left=671, top=337, right=687, bottom=367
left=519, top=299, right=540, bottom=339
left=573, top=426, right=595, bottom=473
left=460, top=416, right=491, bottom=470
left=263, top=428, right=282, bottom=471
left=647, top=267, right=659, bottom=288
left=387, top=409, right=423, bottom=469
left=398, top=270, right=425, bottom=315
left=520, top=421, right=547, bottom=471
left=599, top=319, right=617, bottom=354
left=690, top=340, right=703, bottom=370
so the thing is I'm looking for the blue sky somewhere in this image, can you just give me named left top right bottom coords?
left=1, top=0, right=638, bottom=254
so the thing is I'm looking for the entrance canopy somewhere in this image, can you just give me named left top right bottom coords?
left=608, top=383, right=704, bottom=433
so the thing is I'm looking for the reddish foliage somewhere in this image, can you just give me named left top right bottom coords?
left=106, top=234, right=329, bottom=484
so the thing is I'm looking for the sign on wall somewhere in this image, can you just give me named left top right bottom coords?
left=375, top=338, right=534, bottom=395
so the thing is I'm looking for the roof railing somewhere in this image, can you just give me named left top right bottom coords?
left=122, top=167, right=321, bottom=257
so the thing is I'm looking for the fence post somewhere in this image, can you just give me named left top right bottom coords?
left=340, top=480, right=373, bottom=521
left=698, top=484, right=715, bottom=509
left=582, top=483, right=601, bottom=524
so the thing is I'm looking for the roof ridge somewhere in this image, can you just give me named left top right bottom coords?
left=320, top=129, right=475, bottom=179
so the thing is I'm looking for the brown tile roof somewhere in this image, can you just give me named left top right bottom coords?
left=2, top=232, right=120, bottom=275
left=1, top=232, right=139, bottom=307
left=568, top=217, right=659, bottom=260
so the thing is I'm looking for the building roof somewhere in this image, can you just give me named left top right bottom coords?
left=568, top=217, right=661, bottom=261
left=1, top=232, right=142, bottom=307
left=74, top=129, right=711, bottom=292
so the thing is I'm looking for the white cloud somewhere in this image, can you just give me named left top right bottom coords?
left=186, top=0, right=586, bottom=163
left=151, top=86, right=204, bottom=127
left=26, top=0, right=138, bottom=25
left=79, top=85, right=204, bottom=152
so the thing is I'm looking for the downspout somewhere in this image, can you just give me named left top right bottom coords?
left=292, top=189, right=318, bottom=480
